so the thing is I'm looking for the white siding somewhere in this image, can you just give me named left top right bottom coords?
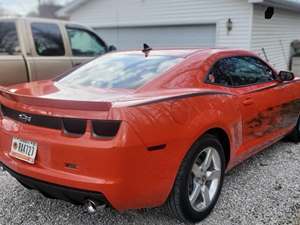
left=292, top=57, right=300, bottom=75
left=251, top=4, right=300, bottom=71
left=69, top=0, right=253, bottom=49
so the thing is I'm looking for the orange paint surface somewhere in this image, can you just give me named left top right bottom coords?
left=0, top=49, right=300, bottom=211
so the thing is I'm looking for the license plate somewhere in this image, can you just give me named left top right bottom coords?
left=10, top=137, right=38, bottom=164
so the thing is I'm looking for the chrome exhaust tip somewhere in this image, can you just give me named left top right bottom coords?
left=85, top=200, right=106, bottom=214
left=86, top=200, right=97, bottom=213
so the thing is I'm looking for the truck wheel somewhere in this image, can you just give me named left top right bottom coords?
left=166, top=134, right=225, bottom=223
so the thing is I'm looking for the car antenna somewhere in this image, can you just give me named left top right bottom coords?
left=142, top=43, right=152, bottom=57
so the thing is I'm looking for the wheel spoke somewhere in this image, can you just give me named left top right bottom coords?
left=189, top=182, right=201, bottom=205
left=202, top=148, right=213, bottom=171
left=206, top=170, right=221, bottom=181
left=192, top=164, right=202, bottom=177
left=201, top=185, right=210, bottom=207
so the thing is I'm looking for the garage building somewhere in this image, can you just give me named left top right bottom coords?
left=57, top=0, right=300, bottom=71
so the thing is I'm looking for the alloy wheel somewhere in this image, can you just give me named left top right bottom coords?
left=188, top=147, right=222, bottom=212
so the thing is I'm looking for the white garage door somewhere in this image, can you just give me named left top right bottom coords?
left=95, top=24, right=216, bottom=50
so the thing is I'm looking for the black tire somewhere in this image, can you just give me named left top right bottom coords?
left=288, top=118, right=300, bottom=142
left=165, top=134, right=226, bottom=223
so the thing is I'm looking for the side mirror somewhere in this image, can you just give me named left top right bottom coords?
left=278, top=71, right=295, bottom=82
left=108, top=45, right=117, bottom=52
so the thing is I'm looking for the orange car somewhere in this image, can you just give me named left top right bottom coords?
left=0, top=48, right=299, bottom=223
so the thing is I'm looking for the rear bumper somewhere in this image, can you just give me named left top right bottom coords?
left=0, top=162, right=107, bottom=206
left=0, top=116, right=186, bottom=211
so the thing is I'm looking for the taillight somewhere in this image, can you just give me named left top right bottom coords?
left=92, top=120, right=121, bottom=138
left=62, top=118, right=87, bottom=136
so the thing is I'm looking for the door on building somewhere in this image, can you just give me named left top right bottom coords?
left=95, top=24, right=216, bottom=50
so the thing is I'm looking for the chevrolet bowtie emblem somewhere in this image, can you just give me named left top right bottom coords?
left=18, top=113, right=32, bottom=123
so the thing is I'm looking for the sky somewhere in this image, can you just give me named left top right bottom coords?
left=0, top=0, right=73, bottom=15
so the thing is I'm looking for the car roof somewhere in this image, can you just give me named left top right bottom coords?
left=0, top=16, right=86, bottom=27
left=113, top=49, right=198, bottom=58
left=114, top=48, right=254, bottom=58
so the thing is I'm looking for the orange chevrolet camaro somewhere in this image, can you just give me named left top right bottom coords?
left=0, top=48, right=300, bottom=223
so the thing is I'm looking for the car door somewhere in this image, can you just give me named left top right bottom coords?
left=211, top=56, right=293, bottom=157
left=25, top=21, right=73, bottom=81
left=65, top=25, right=108, bottom=68
left=0, top=20, right=28, bottom=85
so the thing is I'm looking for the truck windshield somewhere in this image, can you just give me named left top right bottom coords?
left=57, top=53, right=184, bottom=89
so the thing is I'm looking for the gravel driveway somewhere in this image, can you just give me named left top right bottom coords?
left=0, top=141, right=299, bottom=225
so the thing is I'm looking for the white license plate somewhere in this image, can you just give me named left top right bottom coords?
left=10, top=137, right=38, bottom=164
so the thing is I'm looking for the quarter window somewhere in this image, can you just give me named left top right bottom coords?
left=31, top=23, right=65, bottom=56
left=0, top=22, right=20, bottom=55
left=66, top=27, right=106, bottom=57
left=207, top=56, right=275, bottom=86
left=207, top=59, right=232, bottom=86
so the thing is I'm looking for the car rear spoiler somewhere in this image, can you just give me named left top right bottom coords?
left=0, top=87, right=112, bottom=111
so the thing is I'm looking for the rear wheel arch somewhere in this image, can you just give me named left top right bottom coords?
left=163, top=127, right=231, bottom=208
left=165, top=131, right=227, bottom=222
left=198, top=128, right=231, bottom=169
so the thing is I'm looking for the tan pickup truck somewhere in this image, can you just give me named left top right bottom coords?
left=0, top=17, right=115, bottom=86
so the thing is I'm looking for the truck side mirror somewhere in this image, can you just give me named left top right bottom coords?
left=108, top=45, right=117, bottom=52
left=278, top=71, right=295, bottom=81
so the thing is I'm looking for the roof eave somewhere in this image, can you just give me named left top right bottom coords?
left=57, top=0, right=300, bottom=17
left=249, top=0, right=300, bottom=12
left=56, top=0, right=89, bottom=17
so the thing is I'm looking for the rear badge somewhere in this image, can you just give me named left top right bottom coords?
left=18, top=113, right=32, bottom=123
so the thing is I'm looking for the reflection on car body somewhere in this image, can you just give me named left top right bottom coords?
left=0, top=48, right=300, bottom=223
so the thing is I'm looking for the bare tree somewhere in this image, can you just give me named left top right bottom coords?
left=27, top=0, right=65, bottom=19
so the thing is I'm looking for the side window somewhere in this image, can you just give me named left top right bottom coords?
left=66, top=27, right=106, bottom=57
left=207, top=58, right=233, bottom=86
left=31, top=23, right=65, bottom=56
left=224, top=57, right=274, bottom=86
left=0, top=22, right=20, bottom=55
left=207, top=56, right=275, bottom=87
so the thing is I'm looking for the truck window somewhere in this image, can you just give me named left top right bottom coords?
left=0, top=22, right=20, bottom=55
left=66, top=27, right=106, bottom=57
left=31, top=23, right=65, bottom=56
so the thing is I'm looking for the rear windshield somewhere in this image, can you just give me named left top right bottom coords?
left=58, top=53, right=184, bottom=89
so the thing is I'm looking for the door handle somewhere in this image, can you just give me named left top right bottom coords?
left=242, top=98, right=254, bottom=106
left=72, top=63, right=82, bottom=67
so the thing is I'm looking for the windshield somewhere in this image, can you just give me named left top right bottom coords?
left=57, top=53, right=184, bottom=89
